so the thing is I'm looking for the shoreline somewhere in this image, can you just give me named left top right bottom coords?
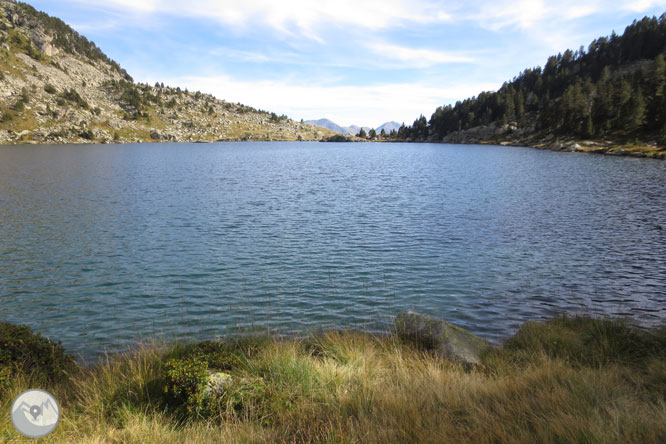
left=2, top=137, right=664, bottom=160
left=2, top=314, right=665, bottom=443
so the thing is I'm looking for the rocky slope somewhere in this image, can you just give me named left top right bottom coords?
left=436, top=117, right=666, bottom=158
left=0, top=1, right=334, bottom=144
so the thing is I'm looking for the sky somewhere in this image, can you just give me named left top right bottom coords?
left=26, top=0, right=666, bottom=128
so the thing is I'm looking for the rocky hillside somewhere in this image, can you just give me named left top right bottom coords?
left=0, top=1, right=334, bottom=144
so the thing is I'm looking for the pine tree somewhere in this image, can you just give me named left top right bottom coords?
left=515, top=90, right=525, bottom=122
left=647, top=54, right=665, bottom=128
left=583, top=115, right=595, bottom=138
left=397, top=15, right=666, bottom=142
left=628, top=88, right=647, bottom=129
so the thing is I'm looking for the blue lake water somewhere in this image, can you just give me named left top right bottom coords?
left=1, top=142, right=665, bottom=360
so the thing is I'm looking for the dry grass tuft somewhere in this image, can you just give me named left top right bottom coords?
left=1, top=315, right=665, bottom=443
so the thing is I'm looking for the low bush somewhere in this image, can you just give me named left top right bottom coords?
left=163, top=356, right=209, bottom=415
left=79, top=129, right=95, bottom=140
left=60, top=88, right=89, bottom=109
left=165, top=340, right=247, bottom=371
left=0, top=322, right=77, bottom=388
left=12, top=99, right=25, bottom=112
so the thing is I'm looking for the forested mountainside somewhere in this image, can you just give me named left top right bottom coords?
left=0, top=1, right=333, bottom=144
left=397, top=15, right=666, bottom=158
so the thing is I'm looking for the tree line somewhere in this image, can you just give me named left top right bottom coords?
left=398, top=14, right=666, bottom=144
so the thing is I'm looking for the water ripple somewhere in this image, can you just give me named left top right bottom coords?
left=1, top=142, right=665, bottom=360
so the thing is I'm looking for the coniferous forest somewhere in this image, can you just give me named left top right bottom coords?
left=397, top=15, right=666, bottom=150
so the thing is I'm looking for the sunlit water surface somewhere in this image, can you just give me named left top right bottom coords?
left=1, top=142, right=665, bottom=360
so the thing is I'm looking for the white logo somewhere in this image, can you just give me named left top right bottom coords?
left=10, top=389, right=60, bottom=438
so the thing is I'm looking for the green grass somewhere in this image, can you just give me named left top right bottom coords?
left=1, top=315, right=665, bottom=443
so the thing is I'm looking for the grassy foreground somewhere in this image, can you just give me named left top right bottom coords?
left=2, top=315, right=666, bottom=443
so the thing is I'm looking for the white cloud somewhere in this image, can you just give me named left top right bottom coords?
left=462, top=0, right=666, bottom=30
left=157, top=74, right=500, bottom=127
left=452, top=0, right=665, bottom=53
left=369, top=43, right=475, bottom=67
left=622, top=0, right=666, bottom=12
left=64, top=0, right=666, bottom=36
left=73, top=0, right=452, bottom=37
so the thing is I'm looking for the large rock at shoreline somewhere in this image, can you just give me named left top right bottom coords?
left=394, top=311, right=492, bottom=366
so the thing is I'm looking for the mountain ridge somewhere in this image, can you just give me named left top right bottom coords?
left=0, top=0, right=335, bottom=144
left=305, top=118, right=401, bottom=136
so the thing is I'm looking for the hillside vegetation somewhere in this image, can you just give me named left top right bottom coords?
left=0, top=1, right=333, bottom=144
left=1, top=315, right=666, bottom=443
left=398, top=15, right=666, bottom=158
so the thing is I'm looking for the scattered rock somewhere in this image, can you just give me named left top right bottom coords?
left=203, top=371, right=233, bottom=397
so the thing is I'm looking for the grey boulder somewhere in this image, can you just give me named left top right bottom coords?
left=394, top=311, right=493, bottom=366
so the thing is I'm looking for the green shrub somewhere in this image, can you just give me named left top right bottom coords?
left=161, top=339, right=269, bottom=420
left=12, top=99, right=25, bottom=112
left=166, top=341, right=246, bottom=371
left=60, top=88, right=89, bottom=109
left=0, top=322, right=77, bottom=387
left=164, top=357, right=209, bottom=414
left=79, top=129, right=94, bottom=140
left=0, top=366, right=12, bottom=389
left=44, top=84, right=56, bottom=94
left=1, top=112, right=12, bottom=122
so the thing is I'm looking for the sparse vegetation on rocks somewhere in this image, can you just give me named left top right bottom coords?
left=0, top=0, right=334, bottom=144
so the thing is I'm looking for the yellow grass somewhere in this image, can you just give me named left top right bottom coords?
left=1, top=316, right=665, bottom=443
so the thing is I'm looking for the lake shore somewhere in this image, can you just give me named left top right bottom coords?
left=488, top=139, right=666, bottom=159
left=2, top=314, right=665, bottom=443
left=5, top=135, right=665, bottom=160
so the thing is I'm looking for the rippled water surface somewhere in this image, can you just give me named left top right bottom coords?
left=1, top=142, right=665, bottom=359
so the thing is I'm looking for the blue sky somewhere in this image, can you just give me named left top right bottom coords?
left=27, top=0, right=666, bottom=127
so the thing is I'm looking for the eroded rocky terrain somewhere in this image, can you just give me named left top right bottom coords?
left=0, top=1, right=333, bottom=144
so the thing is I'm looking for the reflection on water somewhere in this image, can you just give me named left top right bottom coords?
left=1, top=142, right=665, bottom=361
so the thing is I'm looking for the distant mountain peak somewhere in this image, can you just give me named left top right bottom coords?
left=305, top=118, right=401, bottom=136
left=303, top=118, right=350, bottom=134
